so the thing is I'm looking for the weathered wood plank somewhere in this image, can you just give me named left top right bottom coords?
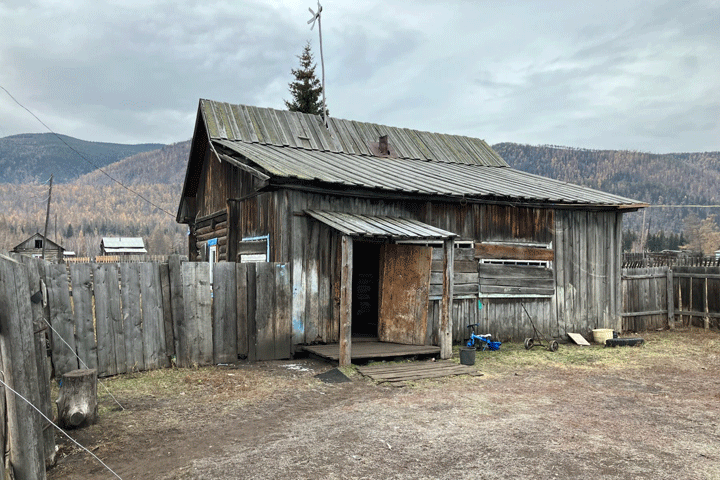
left=440, top=238, right=454, bottom=359
left=119, top=263, right=144, bottom=372
left=140, top=263, right=167, bottom=369
left=236, top=263, right=249, bottom=358
left=339, top=236, right=353, bottom=366
left=69, top=263, right=98, bottom=371
left=93, top=264, right=118, bottom=377
left=45, top=262, right=79, bottom=376
left=255, top=262, right=275, bottom=361
left=159, top=262, right=175, bottom=357
left=19, top=256, right=56, bottom=467
left=168, top=255, right=185, bottom=364
left=0, top=256, right=46, bottom=479
left=213, top=262, right=238, bottom=364
left=180, top=262, right=213, bottom=367
left=274, top=263, right=292, bottom=359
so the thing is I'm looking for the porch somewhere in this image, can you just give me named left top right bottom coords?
left=302, top=340, right=441, bottom=362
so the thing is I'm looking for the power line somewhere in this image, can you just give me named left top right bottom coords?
left=646, top=205, right=720, bottom=208
left=0, top=374, right=124, bottom=479
left=1, top=85, right=176, bottom=218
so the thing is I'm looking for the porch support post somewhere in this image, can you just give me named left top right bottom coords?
left=440, top=237, right=454, bottom=359
left=339, top=235, right=353, bottom=366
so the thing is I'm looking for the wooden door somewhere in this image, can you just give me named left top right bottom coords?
left=378, top=244, right=432, bottom=345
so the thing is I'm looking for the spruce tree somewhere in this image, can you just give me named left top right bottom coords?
left=285, top=42, right=327, bottom=116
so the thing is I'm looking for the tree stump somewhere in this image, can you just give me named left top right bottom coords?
left=56, top=369, right=98, bottom=429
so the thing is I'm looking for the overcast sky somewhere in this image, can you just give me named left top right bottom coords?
left=1, top=0, right=718, bottom=153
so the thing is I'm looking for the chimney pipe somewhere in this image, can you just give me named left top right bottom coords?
left=379, top=135, right=389, bottom=155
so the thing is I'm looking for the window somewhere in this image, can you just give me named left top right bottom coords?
left=35, top=239, right=43, bottom=249
left=477, top=242, right=554, bottom=298
left=208, top=238, right=218, bottom=284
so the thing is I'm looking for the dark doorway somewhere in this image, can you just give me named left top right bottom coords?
left=352, top=241, right=382, bottom=337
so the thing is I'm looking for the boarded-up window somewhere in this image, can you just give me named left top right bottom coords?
left=237, top=236, right=268, bottom=263
left=476, top=242, right=554, bottom=298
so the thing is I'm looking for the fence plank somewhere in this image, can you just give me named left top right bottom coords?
left=70, top=263, right=98, bottom=371
left=168, top=255, right=185, bottom=365
left=236, top=263, right=249, bottom=358
left=275, top=263, right=292, bottom=359
left=19, top=257, right=56, bottom=467
left=45, top=262, right=78, bottom=376
left=159, top=262, right=175, bottom=358
left=213, top=262, right=238, bottom=363
left=140, top=263, right=168, bottom=369
left=0, top=256, right=46, bottom=479
left=180, top=262, right=212, bottom=367
left=93, top=264, right=118, bottom=376
left=246, top=263, right=257, bottom=362
left=120, top=263, right=144, bottom=372
left=255, top=262, right=275, bottom=361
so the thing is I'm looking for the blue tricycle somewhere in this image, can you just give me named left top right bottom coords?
left=466, top=324, right=501, bottom=351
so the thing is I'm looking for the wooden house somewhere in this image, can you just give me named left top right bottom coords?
left=177, top=99, right=646, bottom=364
left=12, top=233, right=65, bottom=263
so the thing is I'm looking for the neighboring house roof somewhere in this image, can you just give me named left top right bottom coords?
left=178, top=99, right=647, bottom=222
left=101, top=237, right=147, bottom=254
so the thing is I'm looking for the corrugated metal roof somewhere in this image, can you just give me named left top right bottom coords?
left=217, top=140, right=642, bottom=207
left=101, top=237, right=145, bottom=248
left=201, top=99, right=507, bottom=167
left=305, top=210, right=457, bottom=240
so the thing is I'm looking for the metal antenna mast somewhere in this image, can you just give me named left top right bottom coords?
left=308, top=1, right=328, bottom=124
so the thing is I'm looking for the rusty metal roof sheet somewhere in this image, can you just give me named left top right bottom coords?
left=216, top=140, right=642, bottom=207
left=201, top=99, right=507, bottom=167
left=305, top=210, right=457, bottom=240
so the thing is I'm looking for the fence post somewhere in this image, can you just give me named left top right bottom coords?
left=0, top=255, right=46, bottom=479
left=666, top=268, right=674, bottom=329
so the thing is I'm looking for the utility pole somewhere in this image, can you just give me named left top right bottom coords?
left=42, top=174, right=53, bottom=260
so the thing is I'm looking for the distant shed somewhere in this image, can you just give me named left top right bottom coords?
left=12, top=232, right=65, bottom=263
left=100, top=237, right=147, bottom=256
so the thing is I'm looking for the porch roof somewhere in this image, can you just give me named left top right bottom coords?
left=305, top=210, right=457, bottom=240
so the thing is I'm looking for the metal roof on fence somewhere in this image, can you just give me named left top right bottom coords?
left=305, top=210, right=457, bottom=240
left=217, top=140, right=643, bottom=207
left=201, top=99, right=507, bottom=167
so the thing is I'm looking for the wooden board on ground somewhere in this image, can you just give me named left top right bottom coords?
left=567, top=332, right=591, bottom=346
left=357, top=360, right=483, bottom=384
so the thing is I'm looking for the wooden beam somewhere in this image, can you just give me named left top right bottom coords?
left=440, top=238, right=454, bottom=359
left=339, top=236, right=353, bottom=366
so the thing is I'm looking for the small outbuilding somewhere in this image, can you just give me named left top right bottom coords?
left=12, top=232, right=65, bottom=263
left=177, top=99, right=647, bottom=364
left=100, top=237, right=147, bottom=256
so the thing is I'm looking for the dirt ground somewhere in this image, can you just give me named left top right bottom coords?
left=47, top=329, right=720, bottom=480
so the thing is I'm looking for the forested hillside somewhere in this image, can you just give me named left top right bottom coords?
left=2, top=133, right=719, bottom=257
left=492, top=143, right=720, bottom=237
left=0, top=141, right=189, bottom=257
left=0, top=133, right=163, bottom=183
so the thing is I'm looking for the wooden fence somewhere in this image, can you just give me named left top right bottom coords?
left=621, top=266, right=720, bottom=331
left=1, top=254, right=55, bottom=479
